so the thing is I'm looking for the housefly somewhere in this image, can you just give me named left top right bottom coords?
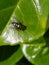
left=12, top=18, right=26, bottom=31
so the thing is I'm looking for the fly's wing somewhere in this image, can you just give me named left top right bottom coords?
left=11, top=18, right=19, bottom=23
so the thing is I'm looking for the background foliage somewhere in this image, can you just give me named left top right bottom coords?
left=0, top=0, right=49, bottom=65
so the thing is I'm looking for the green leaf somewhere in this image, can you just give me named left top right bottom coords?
left=0, top=47, right=23, bottom=65
left=21, top=37, right=49, bottom=65
left=1, top=0, right=48, bottom=45
left=0, top=0, right=19, bottom=34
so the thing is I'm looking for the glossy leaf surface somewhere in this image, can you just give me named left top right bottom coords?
left=21, top=37, right=49, bottom=65
left=1, top=0, right=48, bottom=45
